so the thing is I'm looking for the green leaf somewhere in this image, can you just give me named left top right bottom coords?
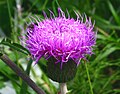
left=0, top=38, right=30, bottom=55
left=94, top=45, right=120, bottom=63
left=107, top=1, right=120, bottom=25
left=0, top=81, right=5, bottom=89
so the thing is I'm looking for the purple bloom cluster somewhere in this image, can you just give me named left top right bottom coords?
left=26, top=8, right=96, bottom=66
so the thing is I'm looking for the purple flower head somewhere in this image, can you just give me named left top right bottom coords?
left=26, top=8, right=96, bottom=67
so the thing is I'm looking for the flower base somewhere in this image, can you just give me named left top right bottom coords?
left=47, top=57, right=77, bottom=83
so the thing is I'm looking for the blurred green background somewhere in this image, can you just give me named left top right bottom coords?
left=0, top=0, right=120, bottom=94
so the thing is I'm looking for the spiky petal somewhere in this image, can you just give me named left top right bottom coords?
left=26, top=8, right=96, bottom=67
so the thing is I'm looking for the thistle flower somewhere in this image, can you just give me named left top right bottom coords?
left=26, top=8, right=96, bottom=68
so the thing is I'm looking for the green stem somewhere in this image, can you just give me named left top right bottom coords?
left=7, top=0, right=12, bottom=29
left=55, top=0, right=60, bottom=7
left=20, top=58, right=32, bottom=94
left=42, top=0, right=48, bottom=10
left=84, top=61, right=94, bottom=94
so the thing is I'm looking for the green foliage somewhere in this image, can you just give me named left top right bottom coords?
left=0, top=38, right=30, bottom=55
left=0, top=0, right=120, bottom=94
